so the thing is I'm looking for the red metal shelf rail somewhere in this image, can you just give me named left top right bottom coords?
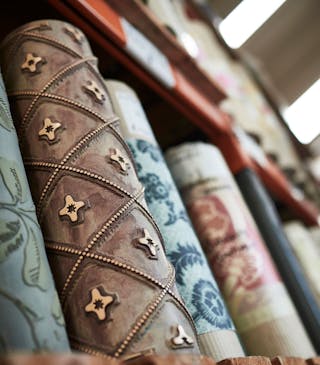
left=48, top=0, right=320, bottom=226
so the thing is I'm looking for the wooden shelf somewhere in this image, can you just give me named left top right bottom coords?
left=0, top=354, right=319, bottom=365
left=50, top=0, right=229, bottom=134
left=48, top=0, right=320, bottom=226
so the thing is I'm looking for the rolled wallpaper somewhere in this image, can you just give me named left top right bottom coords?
left=309, top=226, right=320, bottom=256
left=104, top=80, right=245, bottom=361
left=235, top=168, right=320, bottom=353
left=0, top=73, right=69, bottom=352
left=283, top=221, right=320, bottom=306
left=166, top=142, right=315, bottom=357
left=0, top=20, right=199, bottom=359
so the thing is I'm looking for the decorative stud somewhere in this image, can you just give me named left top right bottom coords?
left=37, top=22, right=52, bottom=31
left=64, top=25, right=84, bottom=43
left=21, top=53, right=45, bottom=73
left=38, top=117, right=62, bottom=142
left=83, top=80, right=105, bottom=103
left=109, top=148, right=129, bottom=172
left=59, top=195, right=85, bottom=223
left=170, top=325, right=194, bottom=349
left=85, top=287, right=116, bottom=321
left=135, top=229, right=158, bottom=259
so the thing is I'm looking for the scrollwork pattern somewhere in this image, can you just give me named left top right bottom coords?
left=127, top=139, right=234, bottom=332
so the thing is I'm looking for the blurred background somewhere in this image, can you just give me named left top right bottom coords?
left=209, top=0, right=320, bottom=146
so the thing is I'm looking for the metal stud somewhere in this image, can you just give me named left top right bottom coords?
left=21, top=53, right=45, bottom=73
left=85, top=287, right=116, bottom=321
left=135, top=229, right=158, bottom=259
left=83, top=80, right=105, bottom=103
left=38, top=117, right=62, bottom=142
left=170, top=325, right=194, bottom=349
left=64, top=25, right=84, bottom=43
left=109, top=148, right=129, bottom=172
left=59, top=195, right=85, bottom=223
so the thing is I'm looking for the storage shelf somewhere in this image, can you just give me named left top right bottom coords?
left=48, top=0, right=320, bottom=226
left=0, top=354, right=319, bottom=365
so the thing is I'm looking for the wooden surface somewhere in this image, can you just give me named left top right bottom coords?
left=272, top=357, right=307, bottom=365
left=0, top=354, right=319, bottom=364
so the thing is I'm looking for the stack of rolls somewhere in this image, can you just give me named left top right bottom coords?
left=166, top=142, right=316, bottom=357
left=105, top=80, right=245, bottom=361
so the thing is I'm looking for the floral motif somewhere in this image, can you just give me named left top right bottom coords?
left=219, top=244, right=263, bottom=291
left=167, top=243, right=203, bottom=285
left=189, top=195, right=263, bottom=291
left=136, top=140, right=162, bottom=162
left=139, top=172, right=168, bottom=204
left=0, top=157, right=49, bottom=290
left=127, top=139, right=234, bottom=332
left=127, top=145, right=142, bottom=173
left=0, top=77, right=68, bottom=349
left=164, top=200, right=188, bottom=226
left=192, top=280, right=232, bottom=329
left=130, top=140, right=189, bottom=226
left=0, top=81, right=13, bottom=131
left=0, top=220, right=23, bottom=261
left=0, top=288, right=42, bottom=349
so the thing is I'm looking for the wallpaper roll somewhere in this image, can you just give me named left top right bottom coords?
left=166, top=142, right=315, bottom=357
left=235, top=168, right=320, bottom=353
left=283, top=221, right=320, bottom=306
left=0, top=20, right=199, bottom=359
left=0, top=73, right=69, bottom=352
left=309, top=226, right=320, bottom=256
left=105, top=80, right=245, bottom=361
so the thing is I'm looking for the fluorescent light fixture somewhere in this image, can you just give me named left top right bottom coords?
left=180, top=32, right=200, bottom=58
left=219, top=0, right=286, bottom=48
left=283, top=79, right=320, bottom=144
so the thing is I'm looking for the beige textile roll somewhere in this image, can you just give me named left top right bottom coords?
left=284, top=222, right=320, bottom=307
left=309, top=226, right=320, bottom=256
left=165, top=142, right=315, bottom=357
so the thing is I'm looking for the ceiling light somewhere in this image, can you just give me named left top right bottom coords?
left=219, top=0, right=286, bottom=49
left=283, top=79, right=320, bottom=144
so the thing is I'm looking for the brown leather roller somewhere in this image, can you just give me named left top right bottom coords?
left=0, top=20, right=199, bottom=360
